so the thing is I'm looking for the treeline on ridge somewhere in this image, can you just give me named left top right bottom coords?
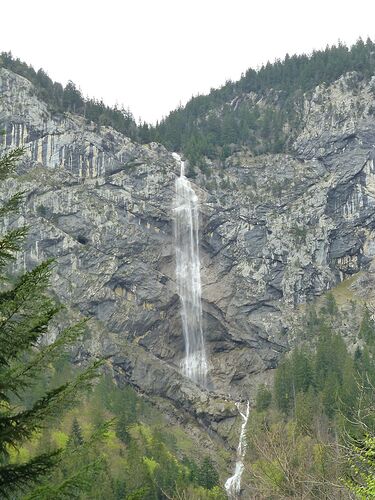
left=0, top=52, right=140, bottom=142
left=2, top=38, right=375, bottom=166
left=153, top=38, right=375, bottom=164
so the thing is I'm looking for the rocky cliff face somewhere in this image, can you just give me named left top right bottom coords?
left=1, top=67, right=375, bottom=437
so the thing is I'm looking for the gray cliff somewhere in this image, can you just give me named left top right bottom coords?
left=1, top=67, right=375, bottom=438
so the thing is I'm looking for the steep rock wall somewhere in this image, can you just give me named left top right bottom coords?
left=1, top=67, right=375, bottom=412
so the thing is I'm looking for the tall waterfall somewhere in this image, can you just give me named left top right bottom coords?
left=225, top=401, right=250, bottom=499
left=173, top=153, right=208, bottom=387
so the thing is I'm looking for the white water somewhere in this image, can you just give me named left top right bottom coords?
left=173, top=153, right=249, bottom=495
left=173, top=153, right=208, bottom=387
left=225, top=401, right=250, bottom=499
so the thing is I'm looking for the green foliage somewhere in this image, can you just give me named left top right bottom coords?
left=24, top=421, right=113, bottom=500
left=359, top=307, right=375, bottom=344
left=255, top=384, right=272, bottom=412
left=274, top=348, right=314, bottom=414
left=14, top=371, right=225, bottom=499
left=345, top=434, right=375, bottom=498
left=248, top=295, right=375, bottom=498
left=197, top=457, right=220, bottom=490
left=68, top=418, right=84, bottom=448
left=125, top=487, right=150, bottom=499
left=294, top=387, right=315, bottom=434
left=273, top=296, right=360, bottom=423
left=3, top=39, right=375, bottom=166
left=0, top=53, right=138, bottom=142
left=0, top=147, right=25, bottom=181
left=0, top=150, right=102, bottom=498
left=248, top=414, right=344, bottom=498
left=151, top=38, right=375, bottom=164
left=321, top=292, right=339, bottom=317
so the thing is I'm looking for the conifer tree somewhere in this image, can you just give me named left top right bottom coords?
left=359, top=307, right=375, bottom=344
left=116, top=414, right=131, bottom=445
left=68, top=418, right=84, bottom=448
left=255, top=384, right=272, bottom=412
left=197, top=456, right=219, bottom=490
left=0, top=148, right=102, bottom=498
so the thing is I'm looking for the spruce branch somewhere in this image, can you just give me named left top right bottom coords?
left=0, top=148, right=24, bottom=180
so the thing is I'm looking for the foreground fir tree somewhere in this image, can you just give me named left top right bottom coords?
left=0, top=148, right=102, bottom=498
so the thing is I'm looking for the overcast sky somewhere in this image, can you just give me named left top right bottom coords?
left=1, top=0, right=375, bottom=123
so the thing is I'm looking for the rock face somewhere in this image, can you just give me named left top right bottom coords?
left=1, top=67, right=375, bottom=425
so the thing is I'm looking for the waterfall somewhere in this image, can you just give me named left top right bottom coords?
left=225, top=401, right=250, bottom=499
left=173, top=153, right=208, bottom=387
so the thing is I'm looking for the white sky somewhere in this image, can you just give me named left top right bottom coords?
left=1, top=0, right=375, bottom=123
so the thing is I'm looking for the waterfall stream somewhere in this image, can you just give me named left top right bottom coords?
left=173, top=153, right=208, bottom=387
left=225, top=401, right=250, bottom=499
left=173, top=153, right=249, bottom=496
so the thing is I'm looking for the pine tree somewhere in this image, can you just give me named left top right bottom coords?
left=255, top=384, right=272, bottom=411
left=68, top=418, right=84, bottom=448
left=182, top=456, right=199, bottom=483
left=291, top=348, right=314, bottom=393
left=0, top=148, right=102, bottom=498
left=116, top=414, right=131, bottom=445
left=62, top=81, right=83, bottom=113
left=197, top=456, right=219, bottom=489
left=321, top=292, right=339, bottom=317
left=359, top=307, right=375, bottom=345
left=274, top=358, right=294, bottom=413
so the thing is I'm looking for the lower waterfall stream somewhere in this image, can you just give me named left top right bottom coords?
left=225, top=401, right=250, bottom=499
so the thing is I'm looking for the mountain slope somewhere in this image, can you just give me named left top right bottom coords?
left=152, top=38, right=375, bottom=163
left=2, top=60, right=375, bottom=458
